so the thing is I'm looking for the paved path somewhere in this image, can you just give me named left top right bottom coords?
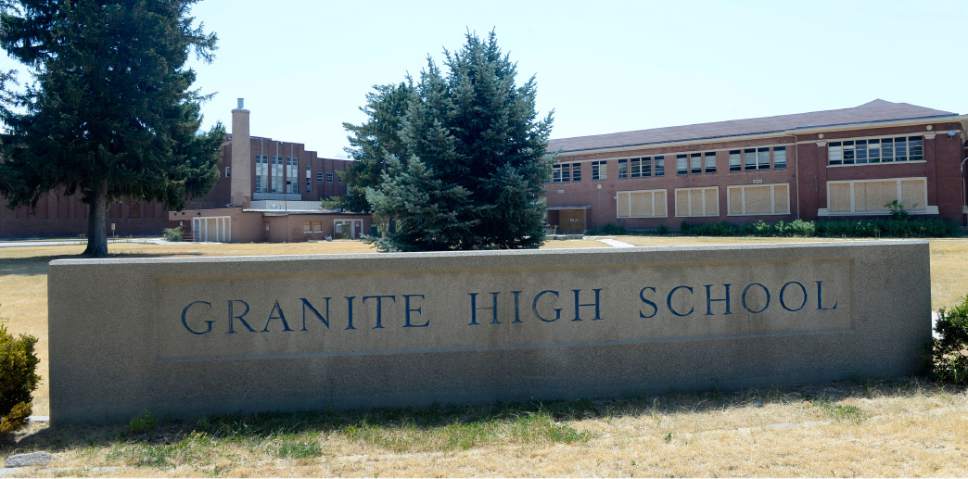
left=597, top=238, right=635, bottom=248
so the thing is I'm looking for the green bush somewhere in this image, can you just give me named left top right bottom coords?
left=588, top=224, right=627, bottom=235
left=0, top=322, right=40, bottom=434
left=933, top=295, right=968, bottom=385
left=163, top=226, right=183, bottom=242
left=677, top=217, right=956, bottom=238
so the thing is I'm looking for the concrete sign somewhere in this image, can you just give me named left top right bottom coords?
left=48, top=241, right=930, bottom=424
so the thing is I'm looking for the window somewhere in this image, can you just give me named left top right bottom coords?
left=676, top=154, right=688, bottom=175
left=743, top=148, right=757, bottom=169
left=909, top=136, right=923, bottom=161
left=729, top=150, right=741, bottom=171
left=551, top=163, right=581, bottom=183
left=325, top=173, right=335, bottom=183
left=591, top=160, right=607, bottom=180
left=773, top=147, right=787, bottom=170
left=894, top=137, right=907, bottom=162
left=316, top=172, right=324, bottom=183
left=617, top=157, right=663, bottom=179
left=675, top=186, right=719, bottom=217
left=270, top=156, right=283, bottom=193
left=881, top=138, right=893, bottom=162
left=225, top=166, right=231, bottom=178
left=727, top=183, right=790, bottom=216
left=255, top=155, right=269, bottom=193
left=827, top=178, right=928, bottom=214
left=286, top=157, right=298, bottom=194
left=616, top=189, right=667, bottom=218
left=828, top=143, right=843, bottom=165
left=704, top=152, right=716, bottom=173
left=828, top=135, right=924, bottom=165
left=690, top=153, right=702, bottom=174
left=757, top=148, right=770, bottom=169
left=571, top=162, right=582, bottom=182
left=618, top=159, right=629, bottom=179
left=304, top=222, right=312, bottom=234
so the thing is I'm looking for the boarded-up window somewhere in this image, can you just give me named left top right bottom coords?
left=675, top=187, right=719, bottom=217
left=826, top=178, right=928, bottom=214
left=727, top=183, right=790, bottom=216
left=616, top=189, right=667, bottom=218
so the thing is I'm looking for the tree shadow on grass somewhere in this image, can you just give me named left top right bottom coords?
left=2, top=376, right=962, bottom=456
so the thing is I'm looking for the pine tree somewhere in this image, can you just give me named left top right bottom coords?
left=340, top=81, right=414, bottom=213
left=349, top=31, right=553, bottom=251
left=0, top=0, right=224, bottom=256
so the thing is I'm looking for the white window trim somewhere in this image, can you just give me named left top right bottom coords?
left=192, top=216, right=232, bottom=243
left=726, top=183, right=791, bottom=217
left=674, top=186, right=720, bottom=218
left=825, top=134, right=926, bottom=168
left=616, top=189, right=668, bottom=219
left=819, top=177, right=936, bottom=216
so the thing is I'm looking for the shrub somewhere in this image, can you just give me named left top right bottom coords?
left=0, top=322, right=40, bottom=434
left=588, top=224, right=627, bottom=235
left=786, top=219, right=816, bottom=237
left=163, top=226, right=183, bottom=242
left=933, top=295, right=968, bottom=385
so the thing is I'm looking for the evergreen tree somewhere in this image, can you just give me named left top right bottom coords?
left=0, top=0, right=224, bottom=257
left=341, top=81, right=414, bottom=213
left=351, top=31, right=553, bottom=250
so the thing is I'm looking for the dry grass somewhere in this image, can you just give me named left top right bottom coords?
left=1, top=379, right=966, bottom=476
left=1, top=237, right=967, bottom=476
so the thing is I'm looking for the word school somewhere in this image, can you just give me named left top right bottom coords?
left=179, top=280, right=840, bottom=335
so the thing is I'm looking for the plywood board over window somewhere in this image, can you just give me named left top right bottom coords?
left=727, top=183, right=790, bottom=216
left=675, top=187, right=719, bottom=218
left=824, top=177, right=930, bottom=215
left=616, top=189, right=667, bottom=218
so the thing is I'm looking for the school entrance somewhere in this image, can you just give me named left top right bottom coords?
left=333, top=218, right=364, bottom=239
left=546, top=206, right=589, bottom=234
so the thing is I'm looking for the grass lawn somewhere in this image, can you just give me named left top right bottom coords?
left=1, top=236, right=966, bottom=476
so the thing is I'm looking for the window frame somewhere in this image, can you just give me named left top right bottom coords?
left=726, top=183, right=791, bottom=216
left=674, top=186, right=720, bottom=218
left=826, top=134, right=926, bottom=167
left=616, top=189, right=668, bottom=219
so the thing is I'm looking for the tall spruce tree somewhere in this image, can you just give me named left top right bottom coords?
left=352, top=31, right=553, bottom=250
left=340, top=81, right=414, bottom=213
left=0, top=0, right=224, bottom=257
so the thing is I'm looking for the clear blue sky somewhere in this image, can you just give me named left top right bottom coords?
left=6, top=0, right=968, bottom=157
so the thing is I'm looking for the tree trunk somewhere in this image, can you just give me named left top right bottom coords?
left=82, top=180, right=109, bottom=257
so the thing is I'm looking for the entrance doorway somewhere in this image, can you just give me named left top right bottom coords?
left=333, top=218, right=364, bottom=239
left=547, top=206, right=589, bottom=234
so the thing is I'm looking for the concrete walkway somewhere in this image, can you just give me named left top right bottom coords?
left=597, top=238, right=635, bottom=248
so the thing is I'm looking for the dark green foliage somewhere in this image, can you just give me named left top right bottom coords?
left=350, top=31, right=554, bottom=251
left=0, top=0, right=224, bottom=257
left=366, top=158, right=477, bottom=251
left=0, top=322, right=40, bottom=434
left=933, top=295, right=968, bottom=385
left=587, top=224, right=627, bottom=235
left=677, top=217, right=956, bottom=238
left=341, top=82, right=415, bottom=213
left=163, top=226, right=183, bottom=242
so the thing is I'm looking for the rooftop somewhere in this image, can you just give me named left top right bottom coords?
left=548, top=99, right=958, bottom=153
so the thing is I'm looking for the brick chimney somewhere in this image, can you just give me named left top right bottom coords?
left=230, top=98, right=251, bottom=207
